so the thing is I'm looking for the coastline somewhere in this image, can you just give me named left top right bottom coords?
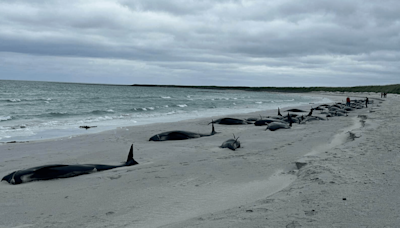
left=0, top=92, right=394, bottom=227
left=130, top=83, right=400, bottom=94
left=0, top=91, right=331, bottom=144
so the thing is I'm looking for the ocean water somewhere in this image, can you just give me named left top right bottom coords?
left=0, top=80, right=331, bottom=142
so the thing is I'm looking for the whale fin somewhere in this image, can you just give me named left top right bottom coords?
left=126, top=144, right=139, bottom=166
left=278, top=107, right=282, bottom=116
left=211, top=122, right=218, bottom=135
left=307, top=108, right=314, bottom=117
left=233, top=134, right=240, bottom=143
left=1, top=171, right=16, bottom=183
left=127, top=144, right=133, bottom=162
left=287, top=112, right=293, bottom=127
left=209, top=121, right=220, bottom=135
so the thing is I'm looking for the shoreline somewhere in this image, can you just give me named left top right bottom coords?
left=0, top=92, right=334, bottom=144
left=0, top=92, right=392, bottom=227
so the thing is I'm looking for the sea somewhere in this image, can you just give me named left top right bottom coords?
left=0, top=80, right=331, bottom=142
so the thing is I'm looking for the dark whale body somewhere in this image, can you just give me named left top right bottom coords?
left=2, top=145, right=138, bottom=185
left=254, top=118, right=285, bottom=126
left=300, top=116, right=326, bottom=124
left=265, top=122, right=291, bottom=131
left=149, top=123, right=217, bottom=141
left=285, top=108, right=307, bottom=112
left=220, top=139, right=241, bottom=151
left=220, top=135, right=241, bottom=151
left=246, top=117, right=259, bottom=122
left=210, top=118, right=248, bottom=125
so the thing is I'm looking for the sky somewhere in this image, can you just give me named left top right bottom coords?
left=0, top=0, right=399, bottom=87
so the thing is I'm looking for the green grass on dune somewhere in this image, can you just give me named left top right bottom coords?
left=131, top=84, right=400, bottom=94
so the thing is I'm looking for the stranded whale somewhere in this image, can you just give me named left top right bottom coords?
left=209, top=118, right=249, bottom=125
left=149, top=123, right=217, bottom=141
left=220, top=135, right=241, bottom=151
left=285, top=108, right=307, bottom=112
left=265, top=122, right=291, bottom=131
left=2, top=145, right=138, bottom=185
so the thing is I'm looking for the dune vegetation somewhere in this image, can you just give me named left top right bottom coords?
left=132, top=84, right=400, bottom=94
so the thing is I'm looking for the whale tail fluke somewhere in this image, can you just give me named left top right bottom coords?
left=307, top=108, right=314, bottom=117
left=1, top=171, right=16, bottom=184
left=126, top=144, right=139, bottom=166
left=211, top=122, right=219, bottom=135
left=233, top=134, right=240, bottom=143
left=287, top=112, right=293, bottom=127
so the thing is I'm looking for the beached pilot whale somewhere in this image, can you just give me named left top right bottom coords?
left=254, top=118, right=286, bottom=126
left=149, top=123, right=217, bottom=141
left=285, top=108, right=307, bottom=112
left=265, top=122, right=291, bottom=131
left=209, top=118, right=249, bottom=125
left=220, top=135, right=241, bottom=151
left=2, top=145, right=138, bottom=185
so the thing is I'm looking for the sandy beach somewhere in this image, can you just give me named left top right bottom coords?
left=0, top=92, right=397, bottom=228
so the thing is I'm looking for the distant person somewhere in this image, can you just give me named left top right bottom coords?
left=346, top=97, right=351, bottom=107
left=381, top=93, right=383, bottom=98
left=365, top=97, right=369, bottom=108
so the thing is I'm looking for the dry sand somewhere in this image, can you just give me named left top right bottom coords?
left=0, top=92, right=397, bottom=228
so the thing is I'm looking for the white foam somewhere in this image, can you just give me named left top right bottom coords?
left=0, top=116, right=12, bottom=121
left=41, top=121, right=59, bottom=126
left=0, top=84, right=329, bottom=143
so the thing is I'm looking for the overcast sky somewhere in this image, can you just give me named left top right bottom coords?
left=0, top=0, right=399, bottom=87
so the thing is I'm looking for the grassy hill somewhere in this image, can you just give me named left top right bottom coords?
left=131, top=84, right=400, bottom=94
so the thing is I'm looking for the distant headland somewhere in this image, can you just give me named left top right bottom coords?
left=131, top=84, right=400, bottom=94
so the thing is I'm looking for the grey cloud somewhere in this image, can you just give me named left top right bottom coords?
left=0, top=0, right=399, bottom=86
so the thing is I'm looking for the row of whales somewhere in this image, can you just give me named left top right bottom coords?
left=2, top=124, right=220, bottom=184
left=2, top=98, right=372, bottom=184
